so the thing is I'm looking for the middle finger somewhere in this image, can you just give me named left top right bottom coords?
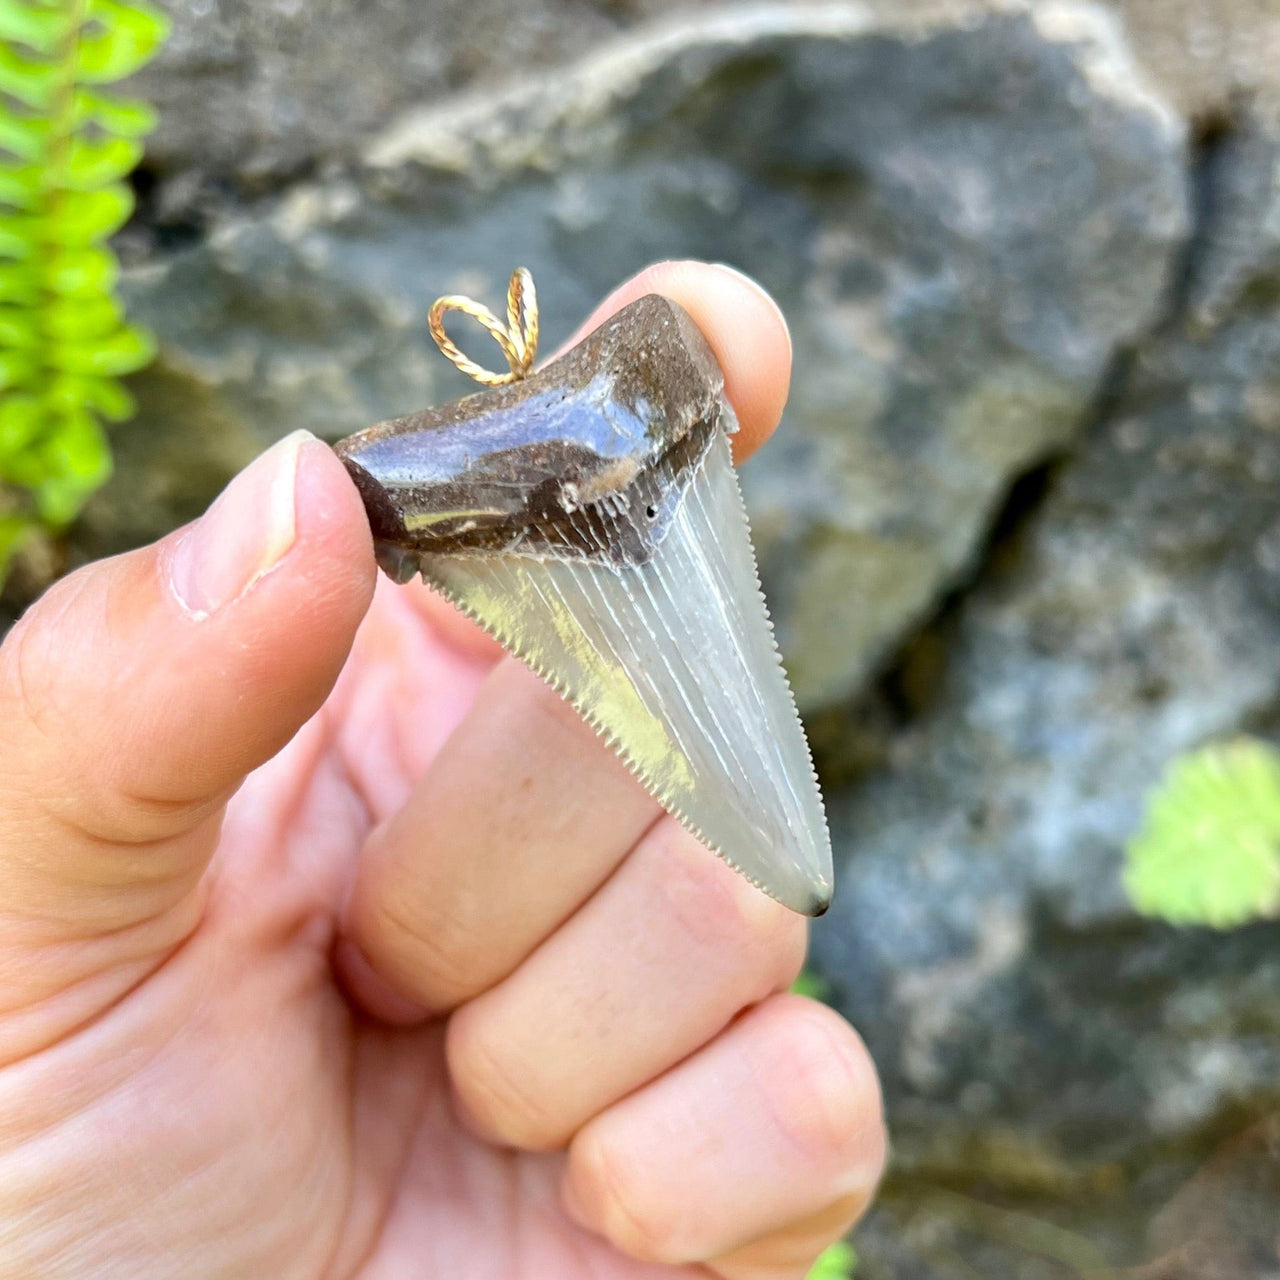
left=345, top=656, right=662, bottom=1012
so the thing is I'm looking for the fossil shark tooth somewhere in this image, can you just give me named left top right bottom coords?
left=335, top=293, right=833, bottom=916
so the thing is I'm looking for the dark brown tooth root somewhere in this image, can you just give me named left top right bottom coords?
left=333, top=295, right=729, bottom=569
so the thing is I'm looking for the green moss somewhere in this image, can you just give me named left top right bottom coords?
left=0, top=0, right=167, bottom=582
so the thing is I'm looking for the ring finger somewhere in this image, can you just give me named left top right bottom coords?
left=564, top=994, right=887, bottom=1278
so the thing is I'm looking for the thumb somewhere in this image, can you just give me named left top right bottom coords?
left=0, top=431, right=374, bottom=1052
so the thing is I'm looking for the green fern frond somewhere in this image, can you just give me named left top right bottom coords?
left=0, top=0, right=167, bottom=581
left=1124, top=737, right=1280, bottom=928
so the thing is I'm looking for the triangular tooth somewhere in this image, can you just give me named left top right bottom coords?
left=417, top=428, right=831, bottom=916
left=335, top=295, right=833, bottom=915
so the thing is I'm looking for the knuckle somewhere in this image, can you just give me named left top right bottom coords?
left=760, top=1001, right=886, bottom=1179
left=446, top=1008, right=560, bottom=1150
left=359, top=887, right=484, bottom=1011
left=648, top=822, right=808, bottom=988
left=0, top=572, right=87, bottom=746
left=571, top=1130, right=692, bottom=1264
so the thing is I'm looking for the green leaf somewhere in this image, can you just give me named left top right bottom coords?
left=72, top=87, right=158, bottom=137
left=0, top=344, right=36, bottom=387
left=0, top=160, right=41, bottom=208
left=1125, top=738, right=1280, bottom=928
left=0, top=512, right=35, bottom=582
left=47, top=372, right=135, bottom=420
left=0, top=444, right=42, bottom=486
left=46, top=183, right=134, bottom=244
left=807, top=1242, right=857, bottom=1279
left=0, top=0, right=73, bottom=54
left=0, top=210, right=36, bottom=256
left=44, top=290, right=123, bottom=339
left=34, top=409, right=112, bottom=525
left=63, top=133, right=143, bottom=188
left=45, top=245, right=119, bottom=295
left=0, top=110, right=49, bottom=161
left=0, top=302, right=38, bottom=345
left=0, top=391, right=42, bottom=452
left=0, top=261, right=36, bottom=301
left=51, top=320, right=154, bottom=375
left=35, top=479, right=82, bottom=526
left=77, top=0, right=170, bottom=83
left=0, top=0, right=165, bottom=548
left=0, top=42, right=60, bottom=109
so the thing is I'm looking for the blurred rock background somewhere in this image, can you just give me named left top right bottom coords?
left=7, top=1, right=1280, bottom=1275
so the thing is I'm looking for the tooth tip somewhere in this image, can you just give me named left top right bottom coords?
left=771, top=854, right=832, bottom=918
left=805, top=885, right=833, bottom=918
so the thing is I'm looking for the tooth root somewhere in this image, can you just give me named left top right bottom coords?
left=418, top=428, right=833, bottom=917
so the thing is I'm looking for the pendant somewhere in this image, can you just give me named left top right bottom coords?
left=334, top=270, right=833, bottom=916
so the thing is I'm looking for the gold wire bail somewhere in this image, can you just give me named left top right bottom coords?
left=428, top=267, right=540, bottom=388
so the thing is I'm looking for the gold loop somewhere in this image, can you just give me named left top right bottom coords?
left=506, top=267, right=539, bottom=378
left=428, top=268, right=540, bottom=387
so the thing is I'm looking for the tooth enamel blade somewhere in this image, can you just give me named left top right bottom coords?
left=417, top=427, right=833, bottom=916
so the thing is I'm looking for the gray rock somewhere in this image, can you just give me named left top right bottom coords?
left=96, top=1, right=1189, bottom=715
left=130, top=0, right=632, bottom=196
left=811, top=105, right=1280, bottom=1275
left=132, top=1, right=1280, bottom=200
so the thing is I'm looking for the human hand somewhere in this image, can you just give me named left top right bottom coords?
left=0, top=262, right=886, bottom=1280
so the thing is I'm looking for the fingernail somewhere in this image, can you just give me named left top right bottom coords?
left=171, top=430, right=313, bottom=618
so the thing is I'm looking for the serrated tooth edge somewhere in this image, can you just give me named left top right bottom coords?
left=418, top=564, right=794, bottom=907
